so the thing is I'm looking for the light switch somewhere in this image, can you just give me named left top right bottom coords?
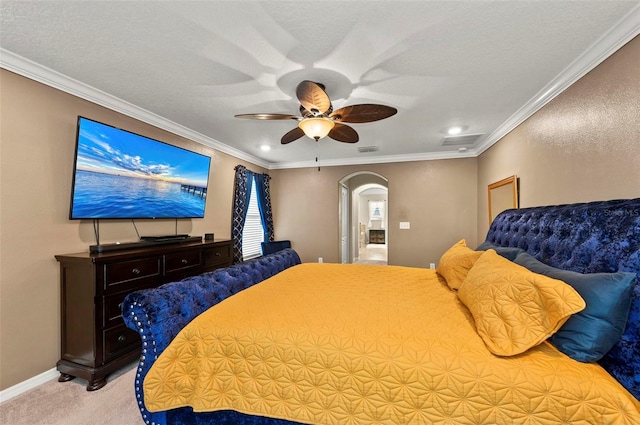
left=399, top=222, right=410, bottom=229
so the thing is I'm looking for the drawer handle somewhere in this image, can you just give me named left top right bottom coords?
left=118, top=302, right=123, bottom=310
left=181, top=259, right=188, bottom=264
left=118, top=335, right=127, bottom=343
left=132, top=268, right=141, bottom=275
left=215, top=252, right=221, bottom=256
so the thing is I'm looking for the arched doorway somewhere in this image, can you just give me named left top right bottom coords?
left=338, top=172, right=389, bottom=264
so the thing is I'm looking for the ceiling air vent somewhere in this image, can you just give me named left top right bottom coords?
left=358, top=146, right=379, bottom=153
left=441, top=133, right=484, bottom=146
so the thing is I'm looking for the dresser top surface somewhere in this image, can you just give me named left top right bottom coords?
left=56, top=239, right=231, bottom=262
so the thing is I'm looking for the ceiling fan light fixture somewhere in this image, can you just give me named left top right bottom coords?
left=236, top=81, right=394, bottom=144
left=299, top=117, right=335, bottom=141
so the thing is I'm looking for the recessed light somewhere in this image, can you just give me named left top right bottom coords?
left=260, top=145, right=271, bottom=151
left=458, top=147, right=468, bottom=153
left=448, top=126, right=462, bottom=135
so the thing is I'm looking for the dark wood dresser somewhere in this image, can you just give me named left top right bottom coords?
left=55, top=239, right=232, bottom=390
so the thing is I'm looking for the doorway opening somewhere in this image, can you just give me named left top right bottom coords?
left=338, top=172, right=389, bottom=265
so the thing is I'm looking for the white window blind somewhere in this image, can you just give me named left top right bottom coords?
left=242, top=177, right=265, bottom=260
left=369, top=201, right=385, bottom=220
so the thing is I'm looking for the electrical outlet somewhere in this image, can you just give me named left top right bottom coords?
left=318, top=257, right=323, bottom=263
left=429, top=263, right=436, bottom=270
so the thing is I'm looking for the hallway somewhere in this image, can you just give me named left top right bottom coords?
left=354, top=243, right=387, bottom=265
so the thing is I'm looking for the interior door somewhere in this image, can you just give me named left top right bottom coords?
left=340, top=184, right=349, bottom=263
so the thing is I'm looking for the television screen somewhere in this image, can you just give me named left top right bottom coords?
left=69, top=117, right=211, bottom=219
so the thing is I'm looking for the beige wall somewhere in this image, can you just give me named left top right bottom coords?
left=270, top=158, right=478, bottom=268
left=477, top=36, right=640, bottom=239
left=0, top=70, right=265, bottom=390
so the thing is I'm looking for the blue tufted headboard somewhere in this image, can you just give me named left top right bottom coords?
left=484, top=198, right=640, bottom=399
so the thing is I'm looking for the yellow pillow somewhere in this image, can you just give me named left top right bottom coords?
left=457, top=250, right=585, bottom=356
left=436, top=239, right=483, bottom=290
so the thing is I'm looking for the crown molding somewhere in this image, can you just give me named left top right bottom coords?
left=0, top=49, right=270, bottom=170
left=474, top=4, right=640, bottom=155
left=272, top=5, right=639, bottom=169
left=2, top=3, right=637, bottom=171
left=268, top=149, right=477, bottom=170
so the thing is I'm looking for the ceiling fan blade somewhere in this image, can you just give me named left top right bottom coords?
left=235, top=113, right=300, bottom=120
left=330, top=104, right=397, bottom=123
left=328, top=123, right=359, bottom=143
left=281, top=127, right=305, bottom=144
left=296, top=81, right=332, bottom=115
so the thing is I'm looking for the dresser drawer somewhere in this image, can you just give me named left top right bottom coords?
left=102, top=282, right=156, bottom=327
left=103, top=293, right=127, bottom=327
left=164, top=250, right=201, bottom=274
left=103, top=257, right=161, bottom=292
left=103, top=324, right=139, bottom=363
left=203, top=244, right=232, bottom=268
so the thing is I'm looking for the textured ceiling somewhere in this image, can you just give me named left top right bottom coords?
left=1, top=1, right=639, bottom=169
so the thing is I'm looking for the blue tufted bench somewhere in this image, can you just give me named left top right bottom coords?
left=122, top=248, right=302, bottom=425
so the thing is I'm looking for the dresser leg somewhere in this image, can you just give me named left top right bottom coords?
left=58, top=373, right=75, bottom=382
left=58, top=371, right=106, bottom=391
left=86, top=377, right=107, bottom=391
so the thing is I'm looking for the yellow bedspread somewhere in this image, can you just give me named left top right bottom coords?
left=144, top=263, right=640, bottom=424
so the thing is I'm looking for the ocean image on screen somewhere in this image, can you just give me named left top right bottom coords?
left=70, top=118, right=211, bottom=219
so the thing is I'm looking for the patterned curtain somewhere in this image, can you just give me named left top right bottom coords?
left=232, top=165, right=253, bottom=263
left=254, top=173, right=275, bottom=242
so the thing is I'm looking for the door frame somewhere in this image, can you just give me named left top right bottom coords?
left=340, top=183, right=349, bottom=263
left=338, top=171, right=389, bottom=264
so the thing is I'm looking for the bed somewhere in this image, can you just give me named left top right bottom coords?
left=123, top=198, right=640, bottom=425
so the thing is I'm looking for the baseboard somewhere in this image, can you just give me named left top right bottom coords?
left=0, top=367, right=58, bottom=404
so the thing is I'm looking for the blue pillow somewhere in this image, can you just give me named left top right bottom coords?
left=513, top=252, right=636, bottom=363
left=476, top=241, right=524, bottom=261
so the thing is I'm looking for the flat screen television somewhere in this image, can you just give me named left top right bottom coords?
left=69, top=116, right=211, bottom=220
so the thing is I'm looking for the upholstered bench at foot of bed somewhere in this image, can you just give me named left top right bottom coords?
left=122, top=248, right=301, bottom=425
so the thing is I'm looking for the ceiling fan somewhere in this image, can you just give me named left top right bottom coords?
left=235, top=80, right=397, bottom=144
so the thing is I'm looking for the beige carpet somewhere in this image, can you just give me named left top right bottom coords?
left=0, top=362, right=142, bottom=425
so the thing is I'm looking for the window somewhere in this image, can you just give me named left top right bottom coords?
left=369, top=201, right=385, bottom=221
left=242, top=177, right=265, bottom=260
